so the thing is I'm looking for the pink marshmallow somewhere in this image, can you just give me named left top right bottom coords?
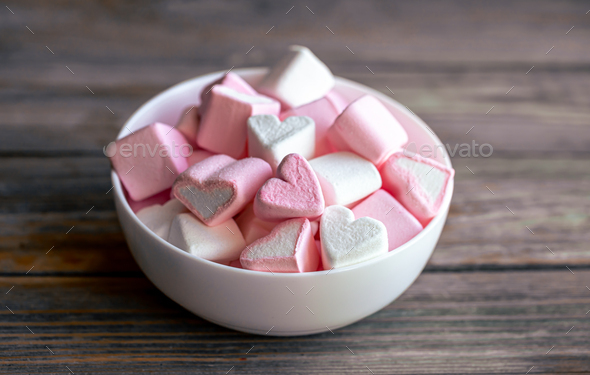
left=315, top=240, right=323, bottom=271
left=310, top=220, right=319, bottom=237
left=235, top=203, right=278, bottom=245
left=240, top=218, right=319, bottom=273
left=254, top=153, right=325, bottom=222
left=172, top=154, right=272, bottom=226
left=352, top=189, right=423, bottom=251
left=187, top=149, right=214, bottom=167
left=380, top=152, right=454, bottom=226
left=174, top=105, right=199, bottom=146
left=327, top=95, right=409, bottom=166
left=280, top=90, right=347, bottom=156
left=197, top=86, right=280, bottom=158
left=199, top=72, right=258, bottom=112
left=111, top=123, right=189, bottom=201
left=229, top=259, right=243, bottom=269
left=126, top=187, right=171, bottom=213
left=325, top=90, right=350, bottom=113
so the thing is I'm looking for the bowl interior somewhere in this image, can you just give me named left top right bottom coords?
left=111, top=67, right=453, bottom=277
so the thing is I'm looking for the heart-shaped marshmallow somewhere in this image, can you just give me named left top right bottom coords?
left=240, top=218, right=319, bottom=273
left=320, top=205, right=388, bottom=269
left=254, top=153, right=324, bottom=221
left=172, top=154, right=272, bottom=226
left=248, top=114, right=315, bottom=170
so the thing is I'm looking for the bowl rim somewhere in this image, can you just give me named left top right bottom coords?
left=111, top=67, right=454, bottom=278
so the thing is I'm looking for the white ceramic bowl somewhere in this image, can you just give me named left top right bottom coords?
left=112, top=68, right=454, bottom=336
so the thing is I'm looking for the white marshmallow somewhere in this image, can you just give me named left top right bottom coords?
left=168, top=213, right=246, bottom=263
left=380, top=152, right=454, bottom=226
left=309, top=152, right=382, bottom=207
left=320, top=205, right=388, bottom=269
left=136, top=199, right=188, bottom=240
left=397, top=157, right=447, bottom=200
left=247, top=114, right=315, bottom=170
left=257, top=45, right=335, bottom=108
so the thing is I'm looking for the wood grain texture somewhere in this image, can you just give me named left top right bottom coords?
left=2, top=0, right=589, bottom=65
left=2, top=67, right=590, bottom=154
left=2, top=271, right=589, bottom=374
left=1, top=1, right=590, bottom=154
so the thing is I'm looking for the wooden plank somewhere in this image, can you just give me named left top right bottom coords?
left=1, top=0, right=589, bottom=65
left=434, top=156, right=590, bottom=270
left=1, top=69, right=589, bottom=154
left=0, top=157, right=136, bottom=275
left=0, top=156, right=588, bottom=274
left=1, top=270, right=588, bottom=373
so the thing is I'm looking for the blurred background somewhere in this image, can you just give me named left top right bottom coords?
left=2, top=1, right=589, bottom=373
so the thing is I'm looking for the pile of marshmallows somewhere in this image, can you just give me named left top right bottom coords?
left=110, top=45, right=455, bottom=273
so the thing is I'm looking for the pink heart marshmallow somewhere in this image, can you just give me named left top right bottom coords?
left=172, top=154, right=272, bottom=226
left=240, top=218, right=319, bottom=273
left=254, top=153, right=325, bottom=221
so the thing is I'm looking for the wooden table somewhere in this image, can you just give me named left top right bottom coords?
left=2, top=1, right=589, bottom=373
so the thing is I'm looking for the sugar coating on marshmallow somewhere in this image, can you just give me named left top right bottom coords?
left=280, top=91, right=347, bottom=156
left=309, top=152, right=382, bottom=207
left=352, top=189, right=423, bottom=251
left=320, top=205, right=388, bottom=269
left=254, top=153, right=324, bottom=221
left=257, top=45, right=335, bottom=108
left=197, top=86, right=280, bottom=158
left=235, top=203, right=278, bottom=245
left=200, top=72, right=258, bottom=111
left=136, top=199, right=189, bottom=240
left=327, top=95, right=408, bottom=166
left=380, top=152, right=454, bottom=226
left=168, top=213, right=246, bottom=263
left=240, top=218, right=319, bottom=273
left=172, top=154, right=272, bottom=226
left=175, top=105, right=200, bottom=146
left=248, top=115, right=315, bottom=170
left=111, top=123, right=189, bottom=201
